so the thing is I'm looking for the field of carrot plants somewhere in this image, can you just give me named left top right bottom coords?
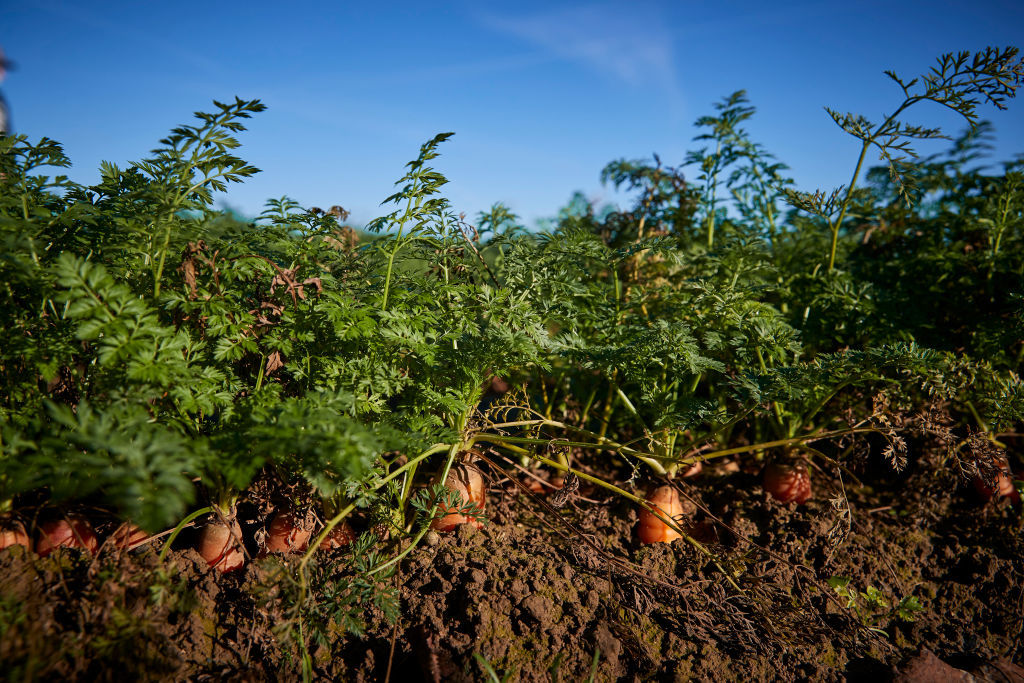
left=2, top=48, right=1024, bottom=681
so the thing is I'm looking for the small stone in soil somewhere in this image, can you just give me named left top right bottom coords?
left=520, top=594, right=553, bottom=626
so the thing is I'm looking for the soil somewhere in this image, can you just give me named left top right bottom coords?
left=2, top=448, right=1023, bottom=682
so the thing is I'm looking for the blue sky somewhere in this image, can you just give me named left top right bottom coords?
left=2, top=0, right=1023, bottom=229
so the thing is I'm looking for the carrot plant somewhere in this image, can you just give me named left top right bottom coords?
left=0, top=45, right=1022, bottom=679
left=685, top=90, right=761, bottom=249
left=784, top=47, right=1024, bottom=273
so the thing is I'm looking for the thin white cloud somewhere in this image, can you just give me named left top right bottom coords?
left=399, top=52, right=557, bottom=82
left=476, top=2, right=681, bottom=98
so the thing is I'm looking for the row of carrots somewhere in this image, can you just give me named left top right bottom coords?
left=0, top=511, right=357, bottom=572
left=0, top=458, right=1017, bottom=571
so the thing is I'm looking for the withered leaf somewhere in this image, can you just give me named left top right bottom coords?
left=265, top=350, right=284, bottom=375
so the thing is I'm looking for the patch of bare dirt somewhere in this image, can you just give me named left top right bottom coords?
left=1, top=447, right=1022, bottom=681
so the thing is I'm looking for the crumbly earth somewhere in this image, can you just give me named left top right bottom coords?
left=1, top=448, right=1022, bottom=681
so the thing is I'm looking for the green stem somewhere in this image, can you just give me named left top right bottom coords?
left=297, top=442, right=450, bottom=573
left=664, top=431, right=680, bottom=478
left=797, top=382, right=849, bottom=435
left=150, top=160, right=217, bottom=297
left=965, top=400, right=990, bottom=434
left=158, top=506, right=212, bottom=563
left=754, top=347, right=786, bottom=430
left=988, top=184, right=1013, bottom=289
left=399, top=460, right=420, bottom=529
left=255, top=353, right=267, bottom=391
left=482, top=418, right=663, bottom=456
left=829, top=141, right=869, bottom=272
left=578, top=384, right=599, bottom=426
left=615, top=386, right=649, bottom=435
left=365, top=445, right=460, bottom=577
left=597, top=373, right=617, bottom=441
left=380, top=194, right=415, bottom=311
left=152, top=218, right=173, bottom=298
left=707, top=141, right=721, bottom=250
left=476, top=422, right=878, bottom=472
left=539, top=376, right=551, bottom=418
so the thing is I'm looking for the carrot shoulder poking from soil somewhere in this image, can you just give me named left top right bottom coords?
left=638, top=485, right=691, bottom=544
left=431, top=463, right=486, bottom=533
left=0, top=516, right=31, bottom=550
left=263, top=511, right=312, bottom=554
left=321, top=520, right=357, bottom=549
left=198, top=518, right=245, bottom=573
left=110, top=522, right=149, bottom=550
left=973, top=459, right=1021, bottom=504
left=762, top=462, right=812, bottom=504
left=35, top=516, right=99, bottom=557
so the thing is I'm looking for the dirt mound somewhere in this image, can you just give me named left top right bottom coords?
left=1, top=455, right=1022, bottom=681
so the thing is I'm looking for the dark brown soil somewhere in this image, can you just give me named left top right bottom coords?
left=2, top=450, right=1022, bottom=682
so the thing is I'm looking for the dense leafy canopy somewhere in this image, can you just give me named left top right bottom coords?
left=0, top=51, right=1022, bottom=538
